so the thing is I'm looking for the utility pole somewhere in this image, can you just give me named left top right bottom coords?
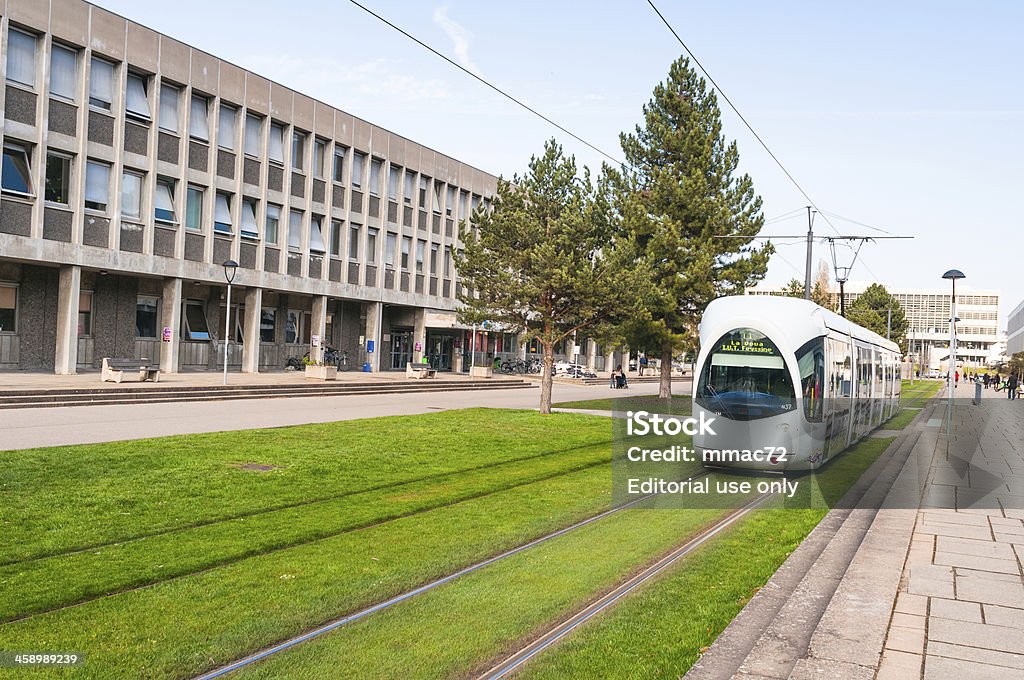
left=887, top=306, right=892, bottom=340
left=804, top=206, right=814, bottom=300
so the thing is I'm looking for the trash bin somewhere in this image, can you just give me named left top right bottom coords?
left=362, top=362, right=371, bottom=372
left=974, top=381, right=982, bottom=405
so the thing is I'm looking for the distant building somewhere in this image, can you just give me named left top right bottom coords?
left=1008, top=299, right=1024, bottom=356
left=746, top=282, right=1001, bottom=369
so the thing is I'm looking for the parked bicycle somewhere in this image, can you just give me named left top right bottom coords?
left=285, top=345, right=349, bottom=371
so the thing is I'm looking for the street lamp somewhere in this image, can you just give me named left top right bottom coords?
left=222, top=260, right=238, bottom=385
left=942, top=269, right=964, bottom=429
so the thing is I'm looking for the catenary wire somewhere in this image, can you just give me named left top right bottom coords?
left=346, top=0, right=626, bottom=169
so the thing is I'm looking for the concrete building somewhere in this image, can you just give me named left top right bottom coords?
left=0, top=0, right=506, bottom=374
left=1008, top=298, right=1024, bottom=357
left=747, top=281, right=1001, bottom=369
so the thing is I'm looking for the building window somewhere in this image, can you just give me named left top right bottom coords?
left=260, top=308, right=276, bottom=343
left=183, top=300, right=210, bottom=340
left=288, top=210, right=303, bottom=251
left=333, top=147, right=346, bottom=183
left=369, top=158, right=382, bottom=196
left=310, top=215, right=327, bottom=254
left=2, top=143, right=33, bottom=195
left=154, top=178, right=175, bottom=223
left=366, top=227, right=378, bottom=264
left=185, top=185, right=204, bottom=231
left=401, top=236, right=411, bottom=270
left=351, top=152, right=364, bottom=188
left=291, top=131, right=305, bottom=171
left=388, top=165, right=401, bottom=202
left=444, top=246, right=452, bottom=277
left=265, top=203, right=281, bottom=244
left=313, top=139, right=326, bottom=178
left=84, top=160, right=110, bottom=212
left=432, top=181, right=442, bottom=213
left=121, top=170, right=143, bottom=220
left=49, top=44, right=77, bottom=100
left=125, top=73, right=150, bottom=121
left=6, top=29, right=36, bottom=88
left=158, top=84, right=179, bottom=132
left=418, top=176, right=428, bottom=207
left=471, top=194, right=481, bottom=215
left=404, top=171, right=415, bottom=204
left=189, top=95, right=209, bottom=141
left=135, top=296, right=158, bottom=338
left=244, top=114, right=261, bottom=156
left=348, top=224, right=360, bottom=260
left=0, top=285, right=17, bottom=333
left=446, top=186, right=455, bottom=217
left=459, top=190, right=468, bottom=220
left=241, top=198, right=259, bottom=239
left=268, top=122, right=285, bottom=164
left=89, top=57, right=113, bottom=110
left=385, top=232, right=397, bottom=268
left=214, top=192, right=232, bottom=233
left=415, top=239, right=425, bottom=273
left=431, top=243, right=439, bottom=275
left=45, top=152, right=71, bottom=204
left=78, top=291, right=93, bottom=337
left=218, top=105, right=236, bottom=150
left=330, top=219, right=343, bottom=257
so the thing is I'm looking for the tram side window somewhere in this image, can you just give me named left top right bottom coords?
left=795, top=337, right=825, bottom=422
left=828, top=337, right=853, bottom=399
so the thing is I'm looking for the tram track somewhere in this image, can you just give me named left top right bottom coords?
left=189, top=484, right=677, bottom=680
left=476, top=491, right=771, bottom=679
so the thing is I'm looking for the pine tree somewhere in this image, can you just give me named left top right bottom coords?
left=846, top=283, right=908, bottom=346
left=618, top=57, right=771, bottom=399
left=455, top=139, right=638, bottom=414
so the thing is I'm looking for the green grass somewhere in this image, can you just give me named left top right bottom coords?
left=517, top=436, right=894, bottom=680
left=886, top=379, right=943, bottom=430
left=555, top=395, right=692, bottom=414
left=228, top=438, right=893, bottom=679
left=0, top=409, right=610, bottom=564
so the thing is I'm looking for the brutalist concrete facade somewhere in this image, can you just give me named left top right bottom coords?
left=0, top=0, right=497, bottom=373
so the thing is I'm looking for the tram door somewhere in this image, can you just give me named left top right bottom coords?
left=823, top=335, right=853, bottom=460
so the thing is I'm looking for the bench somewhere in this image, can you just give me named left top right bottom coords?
left=406, top=362, right=437, bottom=379
left=101, top=357, right=160, bottom=383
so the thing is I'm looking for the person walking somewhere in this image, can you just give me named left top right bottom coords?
left=955, top=370, right=959, bottom=388
left=638, top=355, right=648, bottom=377
left=983, top=373, right=990, bottom=389
left=1008, top=372, right=1019, bottom=401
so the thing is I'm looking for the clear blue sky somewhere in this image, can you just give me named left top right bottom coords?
left=94, top=0, right=1023, bottom=328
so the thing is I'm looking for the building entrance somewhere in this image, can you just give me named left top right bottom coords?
left=425, top=331, right=457, bottom=371
left=390, top=330, right=413, bottom=369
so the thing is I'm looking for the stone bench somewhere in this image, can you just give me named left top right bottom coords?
left=406, top=362, right=437, bottom=379
left=101, top=357, right=160, bottom=383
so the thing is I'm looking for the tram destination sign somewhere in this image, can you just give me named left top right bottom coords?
left=717, top=337, right=778, bottom=355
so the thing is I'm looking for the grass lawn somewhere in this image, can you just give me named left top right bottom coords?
left=229, top=438, right=893, bottom=679
left=886, top=379, right=943, bottom=430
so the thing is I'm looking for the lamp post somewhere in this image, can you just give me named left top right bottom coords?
left=222, top=260, right=238, bottom=385
left=942, top=269, right=965, bottom=431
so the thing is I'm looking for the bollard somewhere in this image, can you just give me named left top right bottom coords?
left=974, top=381, right=982, bottom=405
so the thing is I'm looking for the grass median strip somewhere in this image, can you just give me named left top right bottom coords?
left=0, top=409, right=610, bottom=564
left=0, top=463, right=624, bottom=679
left=555, top=395, right=692, bottom=414
left=0, top=443, right=611, bottom=622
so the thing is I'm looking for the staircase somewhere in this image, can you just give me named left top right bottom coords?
left=0, top=378, right=535, bottom=410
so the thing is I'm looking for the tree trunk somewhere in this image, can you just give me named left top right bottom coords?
left=659, top=343, right=673, bottom=400
left=540, top=340, right=554, bottom=414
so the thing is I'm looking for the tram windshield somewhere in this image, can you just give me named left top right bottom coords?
left=696, top=328, right=796, bottom=421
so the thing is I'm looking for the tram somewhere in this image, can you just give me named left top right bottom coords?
left=691, top=295, right=902, bottom=471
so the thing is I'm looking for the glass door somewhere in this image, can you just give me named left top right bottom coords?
left=390, top=330, right=412, bottom=369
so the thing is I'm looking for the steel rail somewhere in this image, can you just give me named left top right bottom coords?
left=190, top=482, right=688, bottom=680
left=478, top=492, right=772, bottom=679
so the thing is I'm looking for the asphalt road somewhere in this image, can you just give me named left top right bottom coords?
left=0, top=380, right=689, bottom=451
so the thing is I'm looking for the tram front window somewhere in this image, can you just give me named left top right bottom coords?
left=696, top=328, right=796, bottom=421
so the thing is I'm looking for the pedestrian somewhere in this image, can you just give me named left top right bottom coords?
left=992, top=373, right=1001, bottom=392
left=1008, top=373, right=1019, bottom=401
left=955, top=370, right=959, bottom=388
left=609, top=365, right=618, bottom=389
left=639, top=355, right=648, bottom=377
left=983, top=373, right=990, bottom=389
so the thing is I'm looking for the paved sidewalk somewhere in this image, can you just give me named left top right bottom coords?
left=876, top=383, right=1024, bottom=680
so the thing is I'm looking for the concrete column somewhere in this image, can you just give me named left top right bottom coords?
left=241, top=287, right=262, bottom=373
left=412, top=308, right=426, bottom=364
left=517, top=332, right=527, bottom=360
left=605, top=348, right=616, bottom=373
left=160, top=277, right=182, bottom=373
left=365, top=301, right=383, bottom=372
left=311, top=295, right=328, bottom=363
left=54, top=265, right=81, bottom=375
left=586, top=339, right=598, bottom=370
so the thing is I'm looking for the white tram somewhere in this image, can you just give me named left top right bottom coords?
left=692, top=295, right=902, bottom=471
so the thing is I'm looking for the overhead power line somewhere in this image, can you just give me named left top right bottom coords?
left=346, top=0, right=626, bottom=168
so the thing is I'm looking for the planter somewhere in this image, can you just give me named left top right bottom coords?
left=305, top=365, right=338, bottom=381
left=470, top=366, right=493, bottom=379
